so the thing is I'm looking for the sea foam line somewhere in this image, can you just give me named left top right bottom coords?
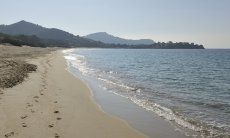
left=62, top=49, right=227, bottom=137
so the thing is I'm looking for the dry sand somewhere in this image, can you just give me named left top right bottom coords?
left=0, top=45, right=53, bottom=88
left=0, top=45, right=146, bottom=138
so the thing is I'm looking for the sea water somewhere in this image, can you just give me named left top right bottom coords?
left=63, top=49, right=230, bottom=137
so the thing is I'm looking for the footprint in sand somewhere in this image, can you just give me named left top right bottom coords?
left=54, top=111, right=59, bottom=114
left=26, top=103, right=35, bottom=113
left=30, top=109, right=35, bottom=113
left=54, top=133, right=60, bottom=138
left=54, top=101, right=58, bottom=103
left=4, top=132, right=14, bottom=138
left=21, top=123, right=27, bottom=127
left=26, top=103, right=33, bottom=108
left=20, top=115, right=28, bottom=119
left=56, top=117, right=62, bottom=120
left=33, top=96, right=39, bottom=102
left=33, top=96, right=39, bottom=99
left=48, top=124, right=54, bottom=128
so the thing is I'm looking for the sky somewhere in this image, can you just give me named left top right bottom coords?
left=0, top=0, right=230, bottom=48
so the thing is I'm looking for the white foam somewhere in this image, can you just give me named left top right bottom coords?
left=62, top=49, right=75, bottom=54
left=64, top=56, right=77, bottom=60
left=62, top=49, right=92, bottom=75
left=127, top=96, right=227, bottom=137
left=98, top=77, right=135, bottom=91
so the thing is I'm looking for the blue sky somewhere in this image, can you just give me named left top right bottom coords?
left=0, top=0, right=229, bottom=48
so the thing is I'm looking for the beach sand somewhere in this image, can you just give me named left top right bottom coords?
left=0, top=45, right=145, bottom=138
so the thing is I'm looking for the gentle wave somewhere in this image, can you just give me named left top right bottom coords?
left=98, top=77, right=135, bottom=91
left=62, top=49, right=230, bottom=137
left=64, top=56, right=77, bottom=60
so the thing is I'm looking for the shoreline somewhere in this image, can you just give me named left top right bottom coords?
left=0, top=48, right=145, bottom=138
left=62, top=48, right=205, bottom=138
left=63, top=51, right=201, bottom=138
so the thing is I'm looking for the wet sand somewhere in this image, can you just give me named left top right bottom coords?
left=0, top=45, right=145, bottom=138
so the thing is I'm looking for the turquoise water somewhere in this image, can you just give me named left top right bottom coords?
left=63, top=49, right=230, bottom=137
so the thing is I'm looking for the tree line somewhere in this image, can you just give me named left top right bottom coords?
left=0, top=33, right=204, bottom=49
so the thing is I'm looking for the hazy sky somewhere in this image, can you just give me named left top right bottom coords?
left=0, top=0, right=229, bottom=48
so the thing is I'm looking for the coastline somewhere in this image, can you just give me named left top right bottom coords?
left=0, top=48, right=145, bottom=138
left=63, top=49, right=202, bottom=138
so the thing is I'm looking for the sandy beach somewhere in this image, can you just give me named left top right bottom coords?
left=0, top=45, right=145, bottom=138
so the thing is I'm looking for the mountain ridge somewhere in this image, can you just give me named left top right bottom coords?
left=84, top=32, right=155, bottom=45
left=0, top=20, right=204, bottom=49
left=0, top=20, right=77, bottom=41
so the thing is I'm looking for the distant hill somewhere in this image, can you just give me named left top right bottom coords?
left=84, top=32, right=155, bottom=45
left=0, top=21, right=204, bottom=49
left=0, top=20, right=106, bottom=47
left=0, top=20, right=75, bottom=40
